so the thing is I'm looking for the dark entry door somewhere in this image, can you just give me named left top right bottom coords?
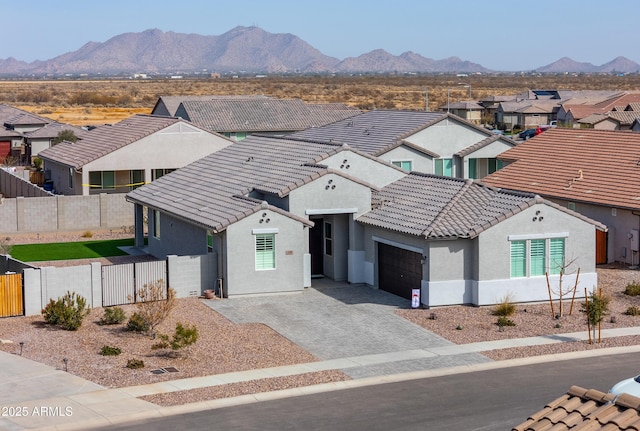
left=310, top=218, right=324, bottom=276
left=378, top=243, right=422, bottom=300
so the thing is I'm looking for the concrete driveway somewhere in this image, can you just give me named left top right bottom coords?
left=204, top=279, right=490, bottom=378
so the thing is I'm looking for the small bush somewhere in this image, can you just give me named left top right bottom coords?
left=126, top=312, right=150, bottom=333
left=41, top=291, right=90, bottom=331
left=100, top=307, right=126, bottom=325
left=99, top=345, right=122, bottom=356
left=625, top=306, right=640, bottom=316
left=81, top=230, right=93, bottom=238
left=492, top=294, right=516, bottom=317
left=126, top=359, right=144, bottom=369
left=128, top=280, right=176, bottom=335
left=624, top=282, right=640, bottom=296
left=496, top=316, right=516, bottom=327
left=152, top=323, right=199, bottom=353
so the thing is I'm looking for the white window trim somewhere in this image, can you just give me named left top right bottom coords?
left=252, top=228, right=279, bottom=235
left=508, top=232, right=568, bottom=241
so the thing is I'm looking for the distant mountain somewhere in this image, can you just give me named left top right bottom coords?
left=0, top=27, right=637, bottom=76
left=536, top=56, right=640, bottom=74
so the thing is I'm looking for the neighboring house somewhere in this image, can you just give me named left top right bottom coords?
left=23, top=122, right=89, bottom=161
left=483, top=128, right=640, bottom=265
left=495, top=101, right=557, bottom=131
left=513, top=386, right=640, bottom=431
left=152, top=95, right=362, bottom=140
left=577, top=110, right=640, bottom=130
left=126, top=134, right=602, bottom=307
left=37, top=114, right=233, bottom=195
left=440, top=101, right=484, bottom=124
left=0, top=104, right=53, bottom=162
left=290, top=110, right=517, bottom=180
left=556, top=91, right=640, bottom=127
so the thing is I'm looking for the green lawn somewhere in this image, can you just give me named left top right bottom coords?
left=10, top=238, right=137, bottom=262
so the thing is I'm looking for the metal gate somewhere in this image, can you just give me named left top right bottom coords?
left=0, top=273, right=24, bottom=317
left=101, top=260, right=167, bottom=307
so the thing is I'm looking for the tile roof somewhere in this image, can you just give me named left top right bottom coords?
left=154, top=95, right=269, bottom=116
left=37, top=115, right=187, bottom=168
left=289, top=110, right=448, bottom=155
left=482, top=128, right=640, bottom=210
left=176, top=97, right=361, bottom=133
left=357, top=172, right=542, bottom=239
left=0, top=104, right=52, bottom=127
left=23, top=122, right=89, bottom=139
left=126, top=135, right=377, bottom=232
left=513, top=385, right=640, bottom=431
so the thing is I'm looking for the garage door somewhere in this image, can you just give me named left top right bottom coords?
left=378, top=243, right=422, bottom=300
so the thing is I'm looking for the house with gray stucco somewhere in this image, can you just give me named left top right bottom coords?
left=290, top=110, right=516, bottom=180
left=126, top=134, right=604, bottom=307
left=37, top=114, right=233, bottom=195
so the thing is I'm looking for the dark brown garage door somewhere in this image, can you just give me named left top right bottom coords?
left=378, top=243, right=422, bottom=300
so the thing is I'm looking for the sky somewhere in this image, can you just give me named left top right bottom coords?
left=3, top=0, right=639, bottom=71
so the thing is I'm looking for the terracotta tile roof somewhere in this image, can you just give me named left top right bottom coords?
left=175, top=98, right=361, bottom=133
left=357, top=173, right=542, bottom=239
left=482, top=128, right=640, bottom=210
left=126, top=135, right=377, bottom=232
left=37, top=115, right=188, bottom=168
left=513, top=385, right=640, bottom=431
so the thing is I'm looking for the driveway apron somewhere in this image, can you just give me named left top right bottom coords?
left=204, top=280, right=491, bottom=377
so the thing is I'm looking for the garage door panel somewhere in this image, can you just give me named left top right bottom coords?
left=378, top=243, right=422, bottom=300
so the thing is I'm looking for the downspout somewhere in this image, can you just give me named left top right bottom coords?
left=631, top=210, right=640, bottom=266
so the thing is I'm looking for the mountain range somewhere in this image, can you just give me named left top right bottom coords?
left=1, top=26, right=638, bottom=76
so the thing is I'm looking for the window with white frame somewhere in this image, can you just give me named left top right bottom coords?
left=255, top=233, right=276, bottom=270
left=510, top=236, right=566, bottom=278
left=391, top=160, right=412, bottom=171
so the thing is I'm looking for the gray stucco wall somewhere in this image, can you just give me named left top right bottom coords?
left=225, top=209, right=307, bottom=295
left=147, top=211, right=208, bottom=259
left=321, top=151, right=406, bottom=188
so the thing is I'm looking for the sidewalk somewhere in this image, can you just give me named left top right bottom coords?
left=2, top=326, right=640, bottom=431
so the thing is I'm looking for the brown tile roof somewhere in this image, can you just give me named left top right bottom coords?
left=175, top=97, right=361, bottom=133
left=37, top=115, right=188, bottom=168
left=357, top=173, right=543, bottom=239
left=0, top=104, right=52, bottom=127
left=482, top=128, right=640, bottom=210
left=513, top=385, right=640, bottom=431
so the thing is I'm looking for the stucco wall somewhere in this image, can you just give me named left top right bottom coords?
left=225, top=209, right=307, bottom=295
left=321, top=151, right=406, bottom=188
left=147, top=211, right=208, bottom=259
left=404, top=117, right=487, bottom=157
left=378, top=146, right=434, bottom=174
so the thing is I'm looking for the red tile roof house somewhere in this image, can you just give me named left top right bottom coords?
left=37, top=114, right=233, bottom=196
left=126, top=130, right=603, bottom=306
left=483, top=128, right=640, bottom=265
left=513, top=386, right=640, bottom=430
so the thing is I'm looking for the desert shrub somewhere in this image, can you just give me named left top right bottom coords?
left=581, top=290, right=610, bottom=326
left=126, top=312, right=150, bottom=333
left=99, top=345, right=122, bottom=356
left=492, top=294, right=515, bottom=317
left=41, top=291, right=90, bottom=331
left=129, top=280, right=176, bottom=335
left=625, top=306, right=640, bottom=316
left=624, top=282, right=640, bottom=296
left=126, top=359, right=144, bottom=369
left=100, top=306, right=126, bottom=325
left=81, top=230, right=93, bottom=238
left=152, top=323, right=199, bottom=352
left=496, top=316, right=516, bottom=327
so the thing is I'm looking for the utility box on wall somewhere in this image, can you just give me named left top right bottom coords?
left=631, top=229, right=639, bottom=252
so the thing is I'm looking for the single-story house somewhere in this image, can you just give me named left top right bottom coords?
left=126, top=134, right=603, bottom=307
left=577, top=111, right=640, bottom=130
left=23, top=121, right=89, bottom=161
left=0, top=105, right=53, bottom=162
left=439, top=100, right=484, bottom=124
left=290, top=110, right=517, bottom=180
left=37, top=114, right=233, bottom=195
left=152, top=95, right=362, bottom=141
left=483, top=128, right=640, bottom=265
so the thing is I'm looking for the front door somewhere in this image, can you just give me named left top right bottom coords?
left=310, top=217, right=324, bottom=277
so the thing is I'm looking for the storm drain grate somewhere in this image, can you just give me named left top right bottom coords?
left=150, top=367, right=180, bottom=375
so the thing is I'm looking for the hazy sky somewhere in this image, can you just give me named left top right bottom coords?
left=4, top=0, right=639, bottom=71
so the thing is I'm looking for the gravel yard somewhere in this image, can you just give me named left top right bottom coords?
left=2, top=230, right=640, bottom=407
